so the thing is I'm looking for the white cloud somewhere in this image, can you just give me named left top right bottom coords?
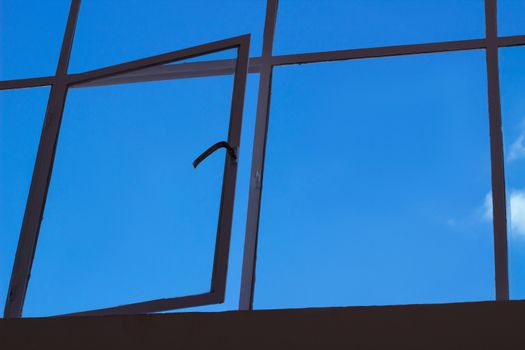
left=483, top=191, right=493, bottom=221
left=508, top=135, right=525, bottom=162
left=510, top=190, right=525, bottom=239
left=481, top=190, right=525, bottom=239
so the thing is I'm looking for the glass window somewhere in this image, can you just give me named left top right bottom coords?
left=0, top=87, right=49, bottom=307
left=68, top=0, right=265, bottom=73
left=500, top=46, right=525, bottom=300
left=0, top=0, right=69, bottom=80
left=273, top=0, right=485, bottom=55
left=23, top=51, right=243, bottom=316
left=4, top=0, right=519, bottom=316
left=165, top=73, right=260, bottom=314
left=254, top=50, right=494, bottom=309
left=498, top=0, right=525, bottom=36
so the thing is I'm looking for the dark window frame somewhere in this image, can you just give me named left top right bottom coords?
left=1, top=0, right=250, bottom=317
left=1, top=0, right=523, bottom=317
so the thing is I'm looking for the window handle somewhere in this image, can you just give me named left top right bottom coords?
left=193, top=141, right=237, bottom=168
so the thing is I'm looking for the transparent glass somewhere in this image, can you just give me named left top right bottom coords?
left=498, top=0, right=525, bottom=36
left=254, top=50, right=494, bottom=309
left=23, top=52, right=238, bottom=316
left=499, top=46, right=525, bottom=300
left=69, top=0, right=265, bottom=73
left=0, top=0, right=69, bottom=80
left=163, top=73, right=260, bottom=314
left=274, top=0, right=485, bottom=55
left=0, top=87, right=49, bottom=308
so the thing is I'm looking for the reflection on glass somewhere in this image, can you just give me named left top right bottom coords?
left=23, top=53, right=237, bottom=316
left=498, top=0, right=525, bottom=36
left=69, top=0, right=265, bottom=73
left=0, top=87, right=49, bottom=308
left=0, top=1, right=69, bottom=80
left=254, top=50, right=494, bottom=309
left=500, top=46, right=525, bottom=300
left=274, top=0, right=485, bottom=54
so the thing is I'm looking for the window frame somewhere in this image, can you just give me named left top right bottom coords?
left=1, top=0, right=525, bottom=317
left=1, top=0, right=250, bottom=317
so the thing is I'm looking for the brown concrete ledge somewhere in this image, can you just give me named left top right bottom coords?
left=1, top=300, right=525, bottom=349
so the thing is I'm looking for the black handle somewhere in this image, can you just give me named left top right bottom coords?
left=193, top=141, right=237, bottom=169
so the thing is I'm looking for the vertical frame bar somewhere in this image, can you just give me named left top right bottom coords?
left=239, top=0, right=278, bottom=310
left=211, top=37, right=251, bottom=301
left=485, top=0, right=509, bottom=300
left=4, top=0, right=82, bottom=318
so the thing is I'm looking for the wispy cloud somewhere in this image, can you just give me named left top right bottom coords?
left=482, top=191, right=493, bottom=221
left=508, top=135, right=525, bottom=162
left=510, top=190, right=525, bottom=238
left=483, top=190, right=525, bottom=239
left=507, top=118, right=525, bottom=162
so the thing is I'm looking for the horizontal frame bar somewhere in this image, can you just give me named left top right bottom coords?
left=64, top=292, right=219, bottom=316
left=269, top=38, right=488, bottom=66
left=3, top=35, right=525, bottom=91
left=498, top=34, right=525, bottom=47
left=67, top=35, right=250, bottom=86
left=72, top=57, right=262, bottom=88
left=0, top=77, right=55, bottom=91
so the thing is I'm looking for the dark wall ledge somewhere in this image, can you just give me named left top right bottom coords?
left=1, top=300, right=525, bottom=349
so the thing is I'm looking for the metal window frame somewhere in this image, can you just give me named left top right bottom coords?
left=2, top=0, right=250, bottom=317
left=239, top=0, right=517, bottom=309
left=1, top=0, right=523, bottom=316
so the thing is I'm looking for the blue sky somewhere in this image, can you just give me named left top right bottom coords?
left=256, top=50, right=497, bottom=308
left=1, top=0, right=525, bottom=316
left=500, top=45, right=525, bottom=299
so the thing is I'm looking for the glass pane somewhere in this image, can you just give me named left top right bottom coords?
left=0, top=87, right=49, bottom=308
left=69, top=0, right=265, bottom=73
left=163, top=73, right=260, bottom=314
left=254, top=50, right=494, bottom=309
left=23, top=52, right=238, bottom=316
left=500, top=46, right=525, bottom=300
left=274, top=0, right=485, bottom=55
left=498, top=0, right=525, bottom=36
left=0, top=0, right=69, bottom=80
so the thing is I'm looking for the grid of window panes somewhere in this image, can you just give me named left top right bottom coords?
left=1, top=0, right=525, bottom=317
